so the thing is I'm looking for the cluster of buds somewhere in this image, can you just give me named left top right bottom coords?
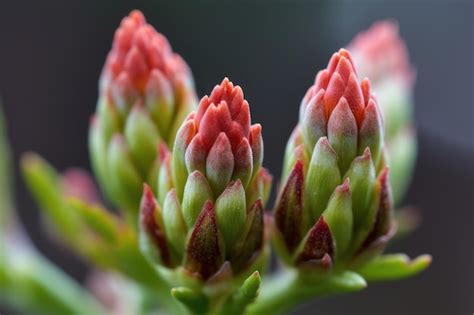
left=348, top=21, right=416, bottom=204
left=139, top=78, right=272, bottom=283
left=89, top=10, right=198, bottom=214
left=274, top=49, right=394, bottom=271
left=14, top=11, right=431, bottom=315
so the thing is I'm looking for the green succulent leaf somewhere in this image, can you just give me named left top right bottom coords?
left=171, top=286, right=209, bottom=314
left=357, top=253, right=432, bottom=281
left=21, top=153, right=81, bottom=243
left=222, top=271, right=261, bottom=315
left=1, top=253, right=105, bottom=315
left=66, top=197, right=118, bottom=245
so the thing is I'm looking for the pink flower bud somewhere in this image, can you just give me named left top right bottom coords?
left=348, top=20, right=415, bottom=88
left=173, top=78, right=264, bottom=197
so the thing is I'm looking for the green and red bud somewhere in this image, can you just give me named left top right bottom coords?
left=89, top=10, right=198, bottom=216
left=274, top=49, right=394, bottom=271
left=140, top=78, right=271, bottom=282
left=348, top=20, right=416, bottom=204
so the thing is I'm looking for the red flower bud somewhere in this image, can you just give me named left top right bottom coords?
left=173, top=78, right=263, bottom=197
left=301, top=49, right=370, bottom=127
left=102, top=10, right=192, bottom=96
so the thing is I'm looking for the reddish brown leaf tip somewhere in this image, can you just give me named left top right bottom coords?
left=140, top=184, right=172, bottom=267
left=336, top=178, right=351, bottom=195
left=185, top=201, right=224, bottom=280
left=362, top=167, right=393, bottom=249
left=274, top=160, right=304, bottom=252
left=296, top=216, right=334, bottom=267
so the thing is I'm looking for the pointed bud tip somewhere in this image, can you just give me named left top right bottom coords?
left=336, top=178, right=351, bottom=195
left=127, top=10, right=146, bottom=24
left=362, top=147, right=372, bottom=160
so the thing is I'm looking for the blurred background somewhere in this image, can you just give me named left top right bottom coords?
left=0, top=0, right=472, bottom=314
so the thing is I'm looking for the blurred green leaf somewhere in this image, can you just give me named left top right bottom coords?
left=21, top=153, right=82, bottom=242
left=1, top=249, right=105, bottom=315
left=358, top=253, right=432, bottom=281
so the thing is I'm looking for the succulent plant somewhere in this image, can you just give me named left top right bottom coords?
left=139, top=78, right=271, bottom=278
left=138, top=78, right=272, bottom=313
left=274, top=49, right=392, bottom=270
left=89, top=10, right=198, bottom=216
left=3, top=11, right=431, bottom=315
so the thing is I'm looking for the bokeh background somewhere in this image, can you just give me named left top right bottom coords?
left=0, top=0, right=472, bottom=314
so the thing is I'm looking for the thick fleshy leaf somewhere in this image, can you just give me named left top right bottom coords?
left=88, top=117, right=112, bottom=200
left=274, top=161, right=304, bottom=252
left=304, top=137, right=340, bottom=230
left=67, top=198, right=118, bottom=245
left=145, top=69, right=174, bottom=138
left=327, top=98, right=358, bottom=174
left=344, top=148, right=376, bottom=228
left=215, top=180, right=247, bottom=257
left=246, top=168, right=273, bottom=208
left=358, top=99, right=384, bottom=165
left=206, top=133, right=234, bottom=196
left=124, top=105, right=160, bottom=176
left=282, top=127, right=304, bottom=182
left=21, top=154, right=81, bottom=242
left=249, top=124, right=263, bottom=180
left=232, top=138, right=253, bottom=187
left=162, top=189, right=187, bottom=263
left=321, top=180, right=353, bottom=257
left=350, top=168, right=395, bottom=266
left=172, top=120, right=195, bottom=199
left=283, top=143, right=309, bottom=189
left=171, top=287, right=209, bottom=314
left=184, top=201, right=224, bottom=280
left=343, top=73, right=365, bottom=125
left=157, top=147, right=173, bottom=206
left=357, top=254, right=432, bottom=281
left=231, top=200, right=264, bottom=272
left=301, top=90, right=327, bottom=153
left=363, top=167, right=393, bottom=246
left=222, top=271, right=261, bottom=314
left=387, top=128, right=417, bottom=205
left=107, top=135, right=142, bottom=216
left=181, top=171, right=214, bottom=229
left=139, top=185, right=172, bottom=267
left=96, top=97, right=121, bottom=142
left=185, top=134, right=207, bottom=174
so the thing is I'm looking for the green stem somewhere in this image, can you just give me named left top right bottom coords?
left=246, top=269, right=367, bottom=315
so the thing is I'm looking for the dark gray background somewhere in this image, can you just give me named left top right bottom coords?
left=0, top=1, right=472, bottom=314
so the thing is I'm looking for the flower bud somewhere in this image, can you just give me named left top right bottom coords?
left=348, top=20, right=416, bottom=205
left=274, top=49, right=395, bottom=271
left=89, top=10, right=198, bottom=217
left=140, top=78, right=271, bottom=282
